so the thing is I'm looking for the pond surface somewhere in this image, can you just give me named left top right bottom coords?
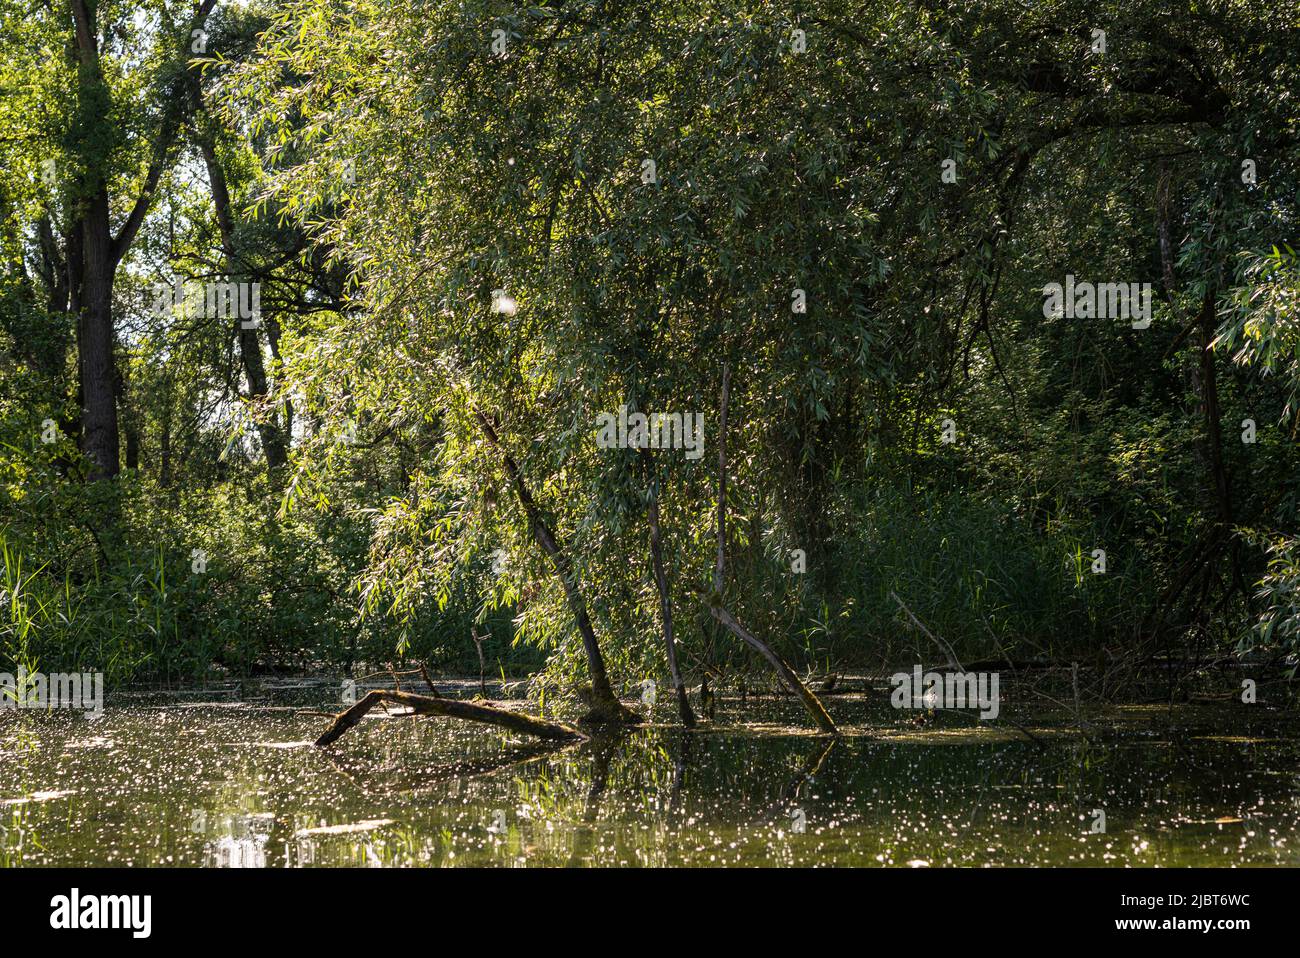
left=2, top=682, right=1298, bottom=866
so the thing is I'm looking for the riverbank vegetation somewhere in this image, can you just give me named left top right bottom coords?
left=2, top=0, right=1298, bottom=723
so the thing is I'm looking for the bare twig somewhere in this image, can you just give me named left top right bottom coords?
left=891, top=591, right=963, bottom=672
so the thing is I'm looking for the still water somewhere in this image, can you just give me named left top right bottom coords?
left=2, top=683, right=1298, bottom=867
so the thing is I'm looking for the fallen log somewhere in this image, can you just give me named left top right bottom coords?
left=315, top=689, right=585, bottom=747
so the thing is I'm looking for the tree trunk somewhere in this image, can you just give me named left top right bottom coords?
left=714, top=361, right=730, bottom=594
left=647, top=471, right=695, bottom=726
left=707, top=605, right=838, bottom=734
left=475, top=410, right=637, bottom=725
left=78, top=191, right=119, bottom=480
left=1156, top=168, right=1242, bottom=597
left=198, top=129, right=288, bottom=471
left=159, top=394, right=172, bottom=488
left=69, top=0, right=217, bottom=481
left=1197, top=290, right=1231, bottom=527
left=1196, top=288, right=1248, bottom=598
left=708, top=360, right=838, bottom=734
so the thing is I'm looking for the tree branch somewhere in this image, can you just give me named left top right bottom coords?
left=111, top=0, right=219, bottom=265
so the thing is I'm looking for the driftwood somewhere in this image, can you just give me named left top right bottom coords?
left=315, top=689, right=585, bottom=747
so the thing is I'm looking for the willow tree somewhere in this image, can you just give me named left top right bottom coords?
left=224, top=0, right=1299, bottom=718
left=225, top=0, right=954, bottom=725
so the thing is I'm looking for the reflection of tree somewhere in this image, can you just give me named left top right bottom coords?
left=583, top=736, right=620, bottom=818
left=668, top=731, right=694, bottom=817
left=740, top=736, right=842, bottom=838
left=566, top=733, right=624, bottom=866
left=780, top=736, right=838, bottom=806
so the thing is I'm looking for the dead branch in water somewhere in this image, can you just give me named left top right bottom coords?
left=315, top=689, right=585, bottom=747
left=417, top=664, right=441, bottom=696
left=708, top=359, right=838, bottom=736
left=891, top=591, right=963, bottom=672
left=709, top=605, right=839, bottom=735
left=355, top=667, right=443, bottom=697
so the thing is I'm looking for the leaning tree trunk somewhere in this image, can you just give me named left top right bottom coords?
left=707, top=606, right=838, bottom=734
left=708, top=360, right=838, bottom=735
left=197, top=105, right=288, bottom=471
left=476, top=410, right=637, bottom=726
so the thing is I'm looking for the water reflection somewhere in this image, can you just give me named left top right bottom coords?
left=200, top=812, right=274, bottom=868
left=1, top=691, right=1298, bottom=867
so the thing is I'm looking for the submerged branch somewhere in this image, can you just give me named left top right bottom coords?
left=315, top=689, right=585, bottom=747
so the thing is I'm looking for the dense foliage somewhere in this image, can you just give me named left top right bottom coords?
left=2, top=0, right=1298, bottom=708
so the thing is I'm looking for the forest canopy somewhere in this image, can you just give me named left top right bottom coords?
left=2, top=0, right=1298, bottom=721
